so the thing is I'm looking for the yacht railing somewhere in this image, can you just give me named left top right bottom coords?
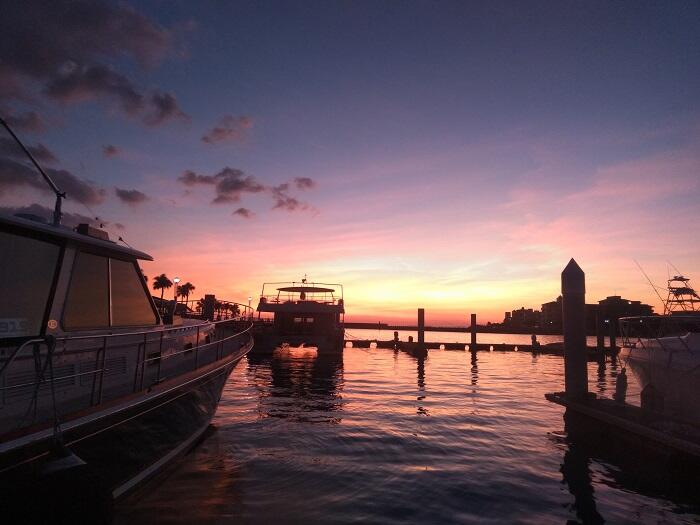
left=0, top=301, right=254, bottom=432
left=619, top=315, right=700, bottom=353
left=259, top=282, right=344, bottom=306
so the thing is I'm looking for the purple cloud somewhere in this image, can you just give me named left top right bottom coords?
left=0, top=0, right=185, bottom=126
left=202, top=115, right=253, bottom=144
left=143, top=91, right=189, bottom=126
left=271, top=183, right=309, bottom=212
left=233, top=207, right=254, bottom=219
left=294, top=177, right=316, bottom=190
left=1, top=203, right=95, bottom=228
left=0, top=156, right=104, bottom=205
left=103, top=145, right=120, bottom=158
left=2, top=110, right=45, bottom=133
left=0, top=137, right=57, bottom=163
left=178, top=167, right=265, bottom=204
left=115, top=187, right=149, bottom=206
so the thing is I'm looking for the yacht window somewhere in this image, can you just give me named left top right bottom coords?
left=111, top=258, right=157, bottom=326
left=63, top=252, right=109, bottom=329
left=0, top=231, right=60, bottom=339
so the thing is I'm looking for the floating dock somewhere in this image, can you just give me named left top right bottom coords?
left=546, top=392, right=700, bottom=460
left=344, top=338, right=610, bottom=360
left=545, top=259, right=700, bottom=465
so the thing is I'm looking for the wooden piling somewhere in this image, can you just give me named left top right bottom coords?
left=595, top=311, right=605, bottom=352
left=417, top=308, right=425, bottom=345
left=562, top=259, right=588, bottom=399
left=470, top=314, right=477, bottom=346
left=608, top=319, right=617, bottom=351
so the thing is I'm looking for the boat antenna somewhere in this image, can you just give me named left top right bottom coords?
left=118, top=236, right=132, bottom=248
left=667, top=261, right=683, bottom=276
left=634, top=259, right=666, bottom=308
left=0, top=116, right=65, bottom=225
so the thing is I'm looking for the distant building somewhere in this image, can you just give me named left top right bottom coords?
left=499, top=294, right=653, bottom=334
left=597, top=296, right=653, bottom=324
left=510, top=307, right=541, bottom=330
left=541, top=296, right=563, bottom=331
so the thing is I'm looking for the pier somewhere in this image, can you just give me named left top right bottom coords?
left=344, top=338, right=608, bottom=360
left=344, top=307, right=615, bottom=360
left=546, top=259, right=700, bottom=465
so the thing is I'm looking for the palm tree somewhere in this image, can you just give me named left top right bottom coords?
left=230, top=303, right=240, bottom=318
left=179, top=282, right=195, bottom=304
left=152, top=274, right=173, bottom=301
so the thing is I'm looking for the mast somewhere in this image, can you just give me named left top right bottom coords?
left=0, top=117, right=66, bottom=225
left=664, top=275, right=700, bottom=314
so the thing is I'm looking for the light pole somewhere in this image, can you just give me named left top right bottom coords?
left=173, top=277, right=181, bottom=302
left=248, top=296, right=252, bottom=320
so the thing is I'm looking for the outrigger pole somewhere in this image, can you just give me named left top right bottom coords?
left=0, top=116, right=65, bottom=225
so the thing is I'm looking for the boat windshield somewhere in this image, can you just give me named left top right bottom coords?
left=0, top=230, right=60, bottom=339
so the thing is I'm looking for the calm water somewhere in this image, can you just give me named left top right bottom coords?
left=116, top=345, right=700, bottom=524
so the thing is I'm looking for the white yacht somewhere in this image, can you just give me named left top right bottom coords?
left=619, top=275, right=700, bottom=420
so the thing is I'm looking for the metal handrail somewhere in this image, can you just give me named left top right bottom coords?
left=48, top=309, right=253, bottom=343
left=0, top=337, right=47, bottom=378
left=619, top=315, right=699, bottom=352
left=0, top=315, right=254, bottom=413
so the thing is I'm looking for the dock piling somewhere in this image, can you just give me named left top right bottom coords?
left=608, top=319, right=617, bottom=352
left=595, top=312, right=605, bottom=352
left=562, top=259, right=588, bottom=399
left=470, top=314, right=477, bottom=346
left=417, top=308, right=425, bottom=346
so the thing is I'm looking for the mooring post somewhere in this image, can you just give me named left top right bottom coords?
left=608, top=319, right=617, bottom=352
left=562, top=259, right=588, bottom=399
left=470, top=313, right=477, bottom=346
left=417, top=308, right=425, bottom=346
left=595, top=311, right=605, bottom=352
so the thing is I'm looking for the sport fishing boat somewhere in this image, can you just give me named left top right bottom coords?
left=619, top=274, right=700, bottom=420
left=255, top=279, right=345, bottom=354
left=0, top=118, right=253, bottom=521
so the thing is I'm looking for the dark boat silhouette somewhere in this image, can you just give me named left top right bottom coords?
left=0, top=117, right=253, bottom=520
left=255, top=279, right=345, bottom=354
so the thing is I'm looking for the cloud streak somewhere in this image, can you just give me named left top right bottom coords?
left=0, top=155, right=104, bottom=205
left=103, top=145, right=120, bottom=158
left=0, top=0, right=186, bottom=126
left=201, top=115, right=253, bottom=144
left=177, top=168, right=316, bottom=212
left=0, top=137, right=57, bottom=163
left=233, top=207, right=254, bottom=218
left=115, top=187, right=149, bottom=206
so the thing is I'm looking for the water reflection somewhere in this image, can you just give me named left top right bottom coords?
left=247, top=346, right=344, bottom=423
left=470, top=350, right=478, bottom=387
left=115, top=350, right=700, bottom=525
left=555, top=409, right=700, bottom=522
left=560, top=417, right=604, bottom=524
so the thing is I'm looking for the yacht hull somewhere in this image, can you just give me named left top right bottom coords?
left=620, top=342, right=700, bottom=421
left=0, top=341, right=251, bottom=521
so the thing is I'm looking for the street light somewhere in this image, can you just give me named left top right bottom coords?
left=248, top=296, right=252, bottom=319
left=173, top=277, right=181, bottom=302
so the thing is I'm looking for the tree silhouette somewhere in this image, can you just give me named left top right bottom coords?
left=178, top=282, right=195, bottom=304
left=152, top=274, right=173, bottom=301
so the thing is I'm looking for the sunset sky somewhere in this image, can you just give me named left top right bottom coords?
left=1, top=1, right=699, bottom=324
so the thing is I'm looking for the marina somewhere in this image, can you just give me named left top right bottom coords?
left=113, top=348, right=700, bottom=524
left=2, top=2, right=700, bottom=523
